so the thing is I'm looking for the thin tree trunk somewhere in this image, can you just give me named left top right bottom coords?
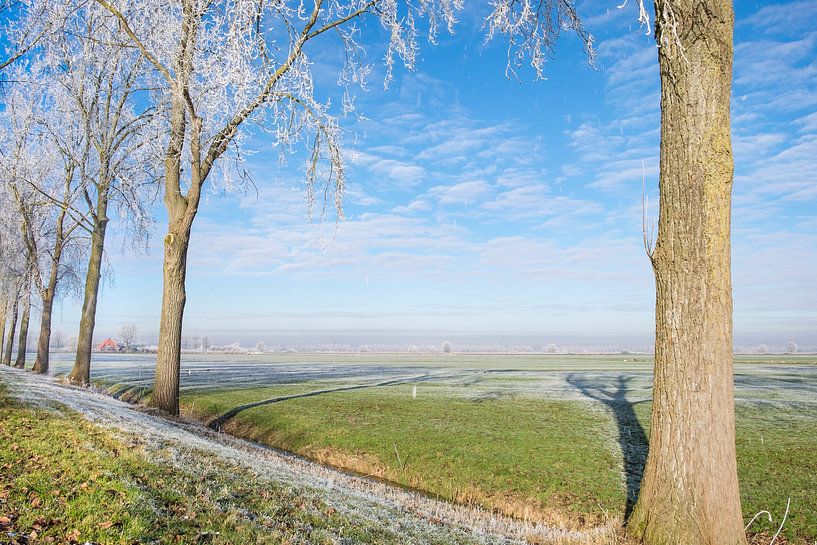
left=151, top=206, right=194, bottom=415
left=14, top=283, right=31, bottom=369
left=0, top=295, right=7, bottom=358
left=33, top=212, right=68, bottom=374
left=69, top=201, right=109, bottom=386
left=628, top=1, right=745, bottom=544
left=2, top=295, right=17, bottom=366
left=32, top=270, right=58, bottom=374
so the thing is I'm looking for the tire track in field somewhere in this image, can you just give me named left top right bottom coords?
left=207, top=373, right=445, bottom=431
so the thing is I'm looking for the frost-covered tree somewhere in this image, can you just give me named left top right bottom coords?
left=2, top=1, right=156, bottom=379
left=119, top=324, right=138, bottom=352
left=0, top=75, right=51, bottom=370
left=1, top=61, right=93, bottom=375
left=490, top=0, right=746, bottom=541
left=46, top=7, right=157, bottom=385
left=91, top=0, right=544, bottom=415
left=786, top=341, right=797, bottom=354
left=0, top=0, right=56, bottom=71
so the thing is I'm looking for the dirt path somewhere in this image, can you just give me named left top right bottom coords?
left=0, top=367, right=615, bottom=545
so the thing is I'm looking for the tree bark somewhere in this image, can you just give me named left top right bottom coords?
left=68, top=200, right=109, bottom=386
left=32, top=285, right=55, bottom=374
left=0, top=296, right=7, bottom=358
left=33, top=210, right=69, bottom=374
left=14, top=283, right=31, bottom=369
left=151, top=203, right=194, bottom=415
left=2, top=295, right=17, bottom=366
left=628, top=1, right=745, bottom=544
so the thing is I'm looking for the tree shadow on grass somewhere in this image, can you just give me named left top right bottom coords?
left=566, top=373, right=649, bottom=519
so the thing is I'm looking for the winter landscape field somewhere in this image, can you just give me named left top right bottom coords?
left=14, top=352, right=812, bottom=543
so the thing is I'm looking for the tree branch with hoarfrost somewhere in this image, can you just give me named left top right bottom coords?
left=484, top=0, right=594, bottom=79
left=89, top=0, right=593, bottom=415
left=89, top=0, right=469, bottom=415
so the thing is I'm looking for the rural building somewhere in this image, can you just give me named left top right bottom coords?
left=96, top=338, right=119, bottom=352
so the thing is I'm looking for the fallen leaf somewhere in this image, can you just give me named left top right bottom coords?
left=0, top=515, right=11, bottom=526
left=97, top=521, right=114, bottom=529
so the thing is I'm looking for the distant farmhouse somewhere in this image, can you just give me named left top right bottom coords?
left=96, top=338, right=120, bottom=352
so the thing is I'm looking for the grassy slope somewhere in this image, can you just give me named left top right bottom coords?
left=183, top=385, right=817, bottom=543
left=0, top=384, right=475, bottom=545
left=184, top=385, right=624, bottom=529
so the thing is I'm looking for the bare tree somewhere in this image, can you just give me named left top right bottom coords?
left=93, top=0, right=477, bottom=415
left=489, top=0, right=746, bottom=541
left=119, top=324, right=137, bottom=352
left=621, top=1, right=747, bottom=544
left=51, top=329, right=65, bottom=350
left=786, top=341, right=797, bottom=354
left=1, top=62, right=90, bottom=375
left=14, top=6, right=156, bottom=384
left=1, top=282, right=20, bottom=365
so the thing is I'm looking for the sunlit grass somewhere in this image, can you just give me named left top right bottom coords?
left=0, top=384, right=477, bottom=545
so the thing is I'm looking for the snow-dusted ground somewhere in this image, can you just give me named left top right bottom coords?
left=1, top=366, right=616, bottom=545
left=41, top=352, right=817, bottom=407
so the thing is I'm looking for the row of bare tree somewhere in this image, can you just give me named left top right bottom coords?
left=1, top=1, right=152, bottom=384
left=1, top=0, right=748, bottom=543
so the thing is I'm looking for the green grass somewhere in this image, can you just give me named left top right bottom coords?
left=183, top=384, right=624, bottom=528
left=182, top=384, right=817, bottom=543
left=632, top=403, right=817, bottom=544
left=0, top=384, right=475, bottom=545
left=736, top=405, right=817, bottom=542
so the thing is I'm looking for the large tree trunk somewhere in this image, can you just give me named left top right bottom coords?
left=150, top=91, right=202, bottom=415
left=14, top=284, right=31, bottom=369
left=151, top=204, right=194, bottom=415
left=2, top=295, right=17, bottom=365
left=628, top=1, right=745, bottom=544
left=68, top=201, right=109, bottom=386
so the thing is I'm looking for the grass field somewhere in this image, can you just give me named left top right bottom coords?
left=0, top=384, right=408, bottom=545
left=0, top=381, right=504, bottom=545
left=39, top=352, right=817, bottom=543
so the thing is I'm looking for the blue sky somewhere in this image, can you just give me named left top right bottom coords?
left=54, top=0, right=816, bottom=349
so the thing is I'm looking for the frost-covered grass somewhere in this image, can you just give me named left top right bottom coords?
left=183, top=385, right=626, bottom=528
left=0, top=383, right=487, bottom=545
left=2, top=367, right=625, bottom=544
left=36, top=352, right=817, bottom=542
left=182, top=383, right=817, bottom=543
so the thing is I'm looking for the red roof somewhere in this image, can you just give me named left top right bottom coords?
left=96, top=338, right=119, bottom=351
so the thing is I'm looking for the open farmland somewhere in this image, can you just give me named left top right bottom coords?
left=42, top=352, right=817, bottom=543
